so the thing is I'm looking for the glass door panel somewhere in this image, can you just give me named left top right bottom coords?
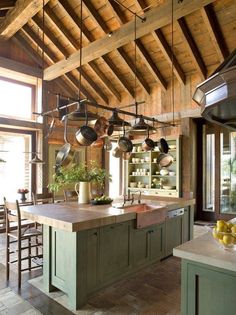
left=220, top=131, right=236, bottom=214
left=203, top=125, right=215, bottom=212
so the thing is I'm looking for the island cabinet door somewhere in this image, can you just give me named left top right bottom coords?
left=130, top=226, right=150, bottom=268
left=182, top=206, right=194, bottom=243
left=182, top=260, right=236, bottom=315
left=165, top=216, right=183, bottom=257
left=149, top=223, right=165, bottom=261
left=99, top=221, right=131, bottom=283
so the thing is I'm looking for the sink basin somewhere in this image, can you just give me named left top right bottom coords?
left=119, top=203, right=166, bottom=229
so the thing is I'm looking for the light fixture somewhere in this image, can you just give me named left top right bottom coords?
left=130, top=14, right=156, bottom=135
left=108, top=110, right=131, bottom=131
left=29, top=153, right=45, bottom=164
left=67, top=102, right=98, bottom=121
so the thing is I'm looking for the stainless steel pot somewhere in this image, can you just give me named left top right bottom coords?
left=157, top=153, right=173, bottom=167
left=75, top=125, right=98, bottom=146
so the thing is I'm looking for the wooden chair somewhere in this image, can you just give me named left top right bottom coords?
left=32, top=192, right=54, bottom=205
left=4, top=198, right=43, bottom=288
left=63, top=189, right=78, bottom=202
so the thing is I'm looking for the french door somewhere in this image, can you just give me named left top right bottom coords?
left=197, top=120, right=236, bottom=221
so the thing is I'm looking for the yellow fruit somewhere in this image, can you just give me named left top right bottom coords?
left=227, top=223, right=234, bottom=229
left=216, top=226, right=227, bottom=234
left=217, top=220, right=226, bottom=229
left=223, top=234, right=233, bottom=245
left=231, top=226, right=236, bottom=234
left=212, top=227, right=218, bottom=239
left=218, top=239, right=225, bottom=245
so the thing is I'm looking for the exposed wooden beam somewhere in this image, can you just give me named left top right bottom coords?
left=177, top=17, right=207, bottom=79
left=201, top=4, right=229, bottom=62
left=108, top=1, right=167, bottom=91
left=0, top=10, right=9, bottom=18
left=107, top=0, right=126, bottom=25
left=0, top=0, right=50, bottom=39
left=44, top=5, right=79, bottom=50
left=117, top=47, right=150, bottom=95
left=44, top=0, right=215, bottom=80
left=58, top=0, right=121, bottom=101
left=135, top=39, right=167, bottom=90
left=83, top=0, right=109, bottom=34
left=0, top=55, right=42, bottom=78
left=135, top=0, right=146, bottom=13
left=101, top=55, right=134, bottom=98
left=32, top=16, right=108, bottom=103
left=152, top=29, right=185, bottom=84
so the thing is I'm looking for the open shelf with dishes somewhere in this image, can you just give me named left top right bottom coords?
left=125, top=136, right=181, bottom=197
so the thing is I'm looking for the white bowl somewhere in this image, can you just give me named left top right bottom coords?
left=163, top=185, right=176, bottom=190
left=130, top=182, right=137, bottom=188
left=169, top=171, right=175, bottom=176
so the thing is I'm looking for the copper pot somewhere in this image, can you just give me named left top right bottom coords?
left=142, top=138, right=155, bottom=151
left=157, top=153, right=173, bottom=167
left=118, top=136, right=133, bottom=152
left=91, top=138, right=104, bottom=148
left=94, top=116, right=114, bottom=138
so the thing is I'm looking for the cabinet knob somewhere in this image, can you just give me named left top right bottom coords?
left=93, top=232, right=98, bottom=236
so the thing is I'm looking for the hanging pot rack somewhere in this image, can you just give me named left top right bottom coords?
left=34, top=94, right=173, bottom=128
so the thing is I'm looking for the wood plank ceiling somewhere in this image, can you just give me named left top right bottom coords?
left=0, top=0, right=235, bottom=105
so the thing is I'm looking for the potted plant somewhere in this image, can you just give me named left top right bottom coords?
left=48, top=162, right=111, bottom=204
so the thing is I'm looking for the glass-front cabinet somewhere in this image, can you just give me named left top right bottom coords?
left=125, top=137, right=181, bottom=197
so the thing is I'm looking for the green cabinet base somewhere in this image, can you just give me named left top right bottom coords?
left=181, top=259, right=236, bottom=315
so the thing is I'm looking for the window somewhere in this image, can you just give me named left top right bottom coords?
left=0, top=77, right=34, bottom=120
left=108, top=142, right=122, bottom=198
left=0, top=130, right=33, bottom=201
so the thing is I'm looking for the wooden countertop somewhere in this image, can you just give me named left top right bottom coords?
left=20, top=197, right=195, bottom=232
left=173, top=221, right=236, bottom=272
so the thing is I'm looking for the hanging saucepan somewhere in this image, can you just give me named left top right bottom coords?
left=112, top=146, right=123, bottom=158
left=94, top=116, right=114, bottom=138
left=142, top=127, right=155, bottom=151
left=158, top=138, right=169, bottom=153
left=75, top=108, right=98, bottom=146
left=55, top=116, right=75, bottom=168
left=91, top=138, right=104, bottom=148
left=104, top=137, right=112, bottom=151
left=118, top=124, right=133, bottom=153
left=157, top=153, right=173, bottom=168
left=44, top=112, right=55, bottom=139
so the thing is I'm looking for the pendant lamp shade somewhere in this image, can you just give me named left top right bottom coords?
left=66, top=102, right=98, bottom=121
left=108, top=111, right=131, bottom=131
left=29, top=154, right=45, bottom=164
left=131, top=116, right=156, bottom=135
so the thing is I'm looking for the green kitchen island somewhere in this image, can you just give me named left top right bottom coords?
left=173, top=224, right=236, bottom=315
left=21, top=196, right=195, bottom=309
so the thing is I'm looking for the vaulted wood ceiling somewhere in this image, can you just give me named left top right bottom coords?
left=0, top=0, right=235, bottom=105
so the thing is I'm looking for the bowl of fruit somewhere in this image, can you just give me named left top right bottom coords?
left=91, top=195, right=113, bottom=205
left=211, top=220, right=236, bottom=250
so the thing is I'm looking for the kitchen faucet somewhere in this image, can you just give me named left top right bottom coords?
left=123, top=189, right=134, bottom=206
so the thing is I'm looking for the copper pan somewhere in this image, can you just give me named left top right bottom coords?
left=94, top=116, right=114, bottom=138
left=91, top=138, right=104, bottom=148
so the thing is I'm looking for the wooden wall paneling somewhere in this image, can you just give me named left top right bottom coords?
left=44, top=0, right=216, bottom=80
left=201, top=4, right=229, bottom=63
left=0, top=0, right=50, bottom=39
left=176, top=17, right=207, bottom=79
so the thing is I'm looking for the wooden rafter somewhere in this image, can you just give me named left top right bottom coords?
left=201, top=4, right=229, bottom=62
left=107, top=0, right=126, bottom=25
left=32, top=16, right=109, bottom=104
left=83, top=0, right=109, bottom=34
left=135, top=39, right=167, bottom=90
left=44, top=0, right=216, bottom=81
left=0, top=0, right=50, bottom=39
left=152, top=29, right=185, bottom=84
left=177, top=17, right=207, bottom=79
left=13, top=31, right=76, bottom=97
left=57, top=0, right=121, bottom=101
left=108, top=0, right=167, bottom=90
left=102, top=55, right=134, bottom=98
left=22, top=25, right=97, bottom=103
left=117, top=47, right=150, bottom=95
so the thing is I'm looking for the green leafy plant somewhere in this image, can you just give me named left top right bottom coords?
left=48, top=161, right=111, bottom=192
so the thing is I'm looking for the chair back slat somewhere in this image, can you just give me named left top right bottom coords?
left=64, top=190, right=78, bottom=202
left=32, top=192, right=54, bottom=205
left=3, top=198, right=21, bottom=234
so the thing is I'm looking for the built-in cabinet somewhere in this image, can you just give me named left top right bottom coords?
left=126, top=137, right=181, bottom=197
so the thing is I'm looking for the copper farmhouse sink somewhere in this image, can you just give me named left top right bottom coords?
left=123, top=203, right=166, bottom=229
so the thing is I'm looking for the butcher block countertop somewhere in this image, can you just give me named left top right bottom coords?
left=20, top=196, right=195, bottom=232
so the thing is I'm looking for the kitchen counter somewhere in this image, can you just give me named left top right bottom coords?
left=174, top=227, right=236, bottom=272
left=173, top=221, right=236, bottom=315
left=20, top=196, right=195, bottom=232
left=21, top=197, right=194, bottom=310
